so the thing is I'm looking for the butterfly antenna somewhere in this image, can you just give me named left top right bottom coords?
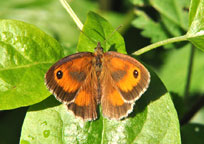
left=102, top=24, right=123, bottom=45
left=77, top=27, right=97, bottom=45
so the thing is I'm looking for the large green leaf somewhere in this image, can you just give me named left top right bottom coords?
left=187, top=0, right=204, bottom=51
left=20, top=12, right=180, bottom=144
left=20, top=70, right=180, bottom=144
left=0, top=19, right=63, bottom=110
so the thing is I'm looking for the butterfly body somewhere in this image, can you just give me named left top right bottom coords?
left=45, top=42, right=150, bottom=121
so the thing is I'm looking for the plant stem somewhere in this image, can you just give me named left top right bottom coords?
left=184, top=45, right=195, bottom=101
left=59, top=0, right=83, bottom=30
left=133, top=35, right=188, bottom=55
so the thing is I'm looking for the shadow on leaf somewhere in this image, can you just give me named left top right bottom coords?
left=28, top=95, right=61, bottom=112
left=129, top=67, right=167, bottom=118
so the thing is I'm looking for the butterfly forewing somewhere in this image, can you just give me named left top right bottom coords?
left=45, top=52, right=98, bottom=120
left=104, top=51, right=150, bottom=102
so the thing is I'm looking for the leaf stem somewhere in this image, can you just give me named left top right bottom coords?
left=132, top=35, right=188, bottom=55
left=184, top=45, right=195, bottom=101
left=59, top=0, right=83, bottom=30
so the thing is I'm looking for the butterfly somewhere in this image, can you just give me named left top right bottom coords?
left=45, top=42, right=150, bottom=121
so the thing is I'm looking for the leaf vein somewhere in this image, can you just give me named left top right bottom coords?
left=0, top=61, right=53, bottom=71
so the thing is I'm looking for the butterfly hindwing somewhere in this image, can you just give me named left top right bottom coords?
left=100, top=69, right=132, bottom=119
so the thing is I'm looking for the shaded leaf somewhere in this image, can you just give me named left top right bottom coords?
left=157, top=44, right=204, bottom=96
left=132, top=0, right=189, bottom=48
left=181, top=123, right=204, bottom=144
left=149, top=0, right=189, bottom=30
left=190, top=107, right=204, bottom=125
left=0, top=19, right=63, bottom=110
left=132, top=11, right=169, bottom=44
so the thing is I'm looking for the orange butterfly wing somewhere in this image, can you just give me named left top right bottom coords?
left=100, top=51, right=150, bottom=120
left=67, top=66, right=99, bottom=120
left=45, top=52, right=98, bottom=120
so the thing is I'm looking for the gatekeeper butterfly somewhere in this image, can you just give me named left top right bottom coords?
left=45, top=42, right=150, bottom=121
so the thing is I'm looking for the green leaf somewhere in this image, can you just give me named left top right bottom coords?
left=0, top=19, right=63, bottom=110
left=190, top=107, right=204, bottom=125
left=181, top=123, right=204, bottom=144
left=157, top=44, right=191, bottom=96
left=187, top=0, right=204, bottom=51
left=20, top=69, right=181, bottom=143
left=149, top=0, right=189, bottom=30
left=77, top=12, right=126, bottom=54
left=132, top=11, right=169, bottom=44
left=132, top=0, right=189, bottom=48
left=157, top=44, right=204, bottom=96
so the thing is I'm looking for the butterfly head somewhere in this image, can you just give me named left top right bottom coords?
left=94, top=42, right=104, bottom=56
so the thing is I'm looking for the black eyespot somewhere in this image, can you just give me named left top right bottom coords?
left=133, top=69, right=138, bottom=78
left=56, top=70, right=63, bottom=79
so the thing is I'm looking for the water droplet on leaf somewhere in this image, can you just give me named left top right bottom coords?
left=43, top=130, right=50, bottom=138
